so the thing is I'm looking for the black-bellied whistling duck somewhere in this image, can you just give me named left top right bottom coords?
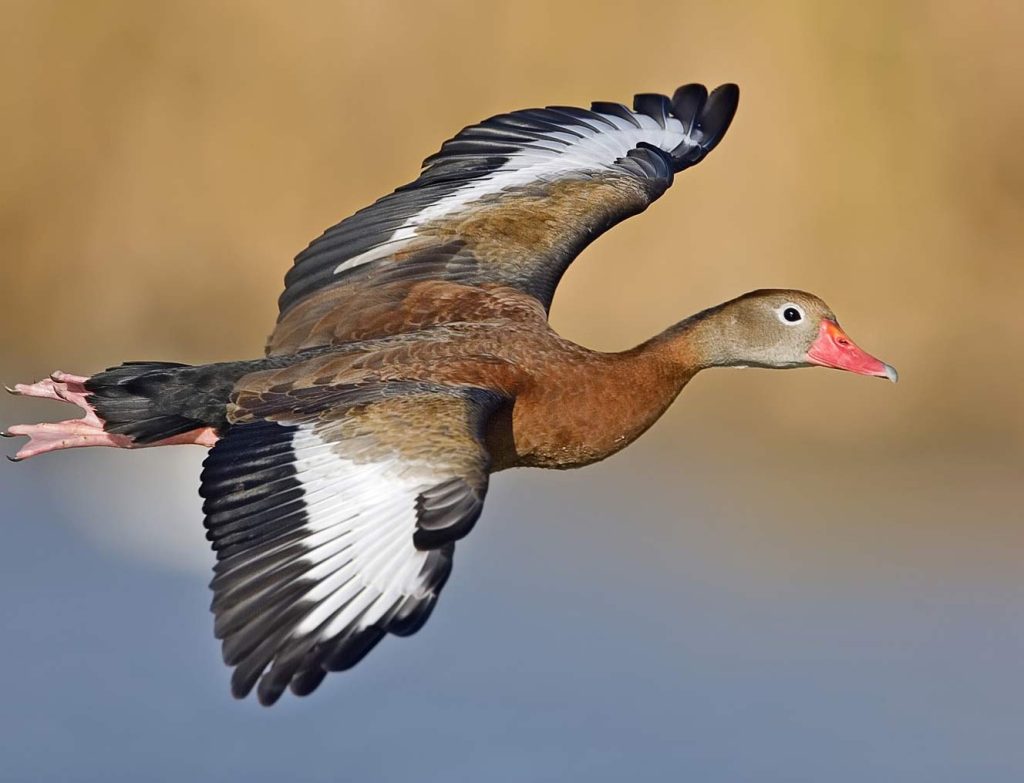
left=4, top=83, right=896, bottom=705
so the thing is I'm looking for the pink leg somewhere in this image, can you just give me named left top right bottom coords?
left=4, top=370, right=217, bottom=461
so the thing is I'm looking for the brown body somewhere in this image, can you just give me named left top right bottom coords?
left=6, top=83, right=896, bottom=706
left=240, top=283, right=696, bottom=472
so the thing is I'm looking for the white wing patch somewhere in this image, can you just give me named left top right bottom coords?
left=285, top=425, right=434, bottom=638
left=332, top=110, right=692, bottom=276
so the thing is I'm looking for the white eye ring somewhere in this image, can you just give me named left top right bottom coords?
left=776, top=303, right=805, bottom=325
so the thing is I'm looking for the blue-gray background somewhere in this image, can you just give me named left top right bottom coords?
left=3, top=2, right=1023, bottom=781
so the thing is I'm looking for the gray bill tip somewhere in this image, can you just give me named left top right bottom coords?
left=882, top=363, right=899, bottom=384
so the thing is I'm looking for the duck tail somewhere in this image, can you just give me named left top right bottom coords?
left=85, top=360, right=246, bottom=444
left=84, top=362, right=207, bottom=444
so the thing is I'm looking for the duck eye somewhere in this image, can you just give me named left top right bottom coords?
left=777, top=304, right=804, bottom=324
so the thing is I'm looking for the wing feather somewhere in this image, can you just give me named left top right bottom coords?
left=268, top=83, right=739, bottom=355
left=201, top=384, right=503, bottom=705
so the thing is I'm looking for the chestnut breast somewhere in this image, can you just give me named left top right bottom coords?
left=487, top=346, right=694, bottom=471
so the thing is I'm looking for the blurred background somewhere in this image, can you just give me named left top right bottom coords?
left=2, top=1, right=1022, bottom=780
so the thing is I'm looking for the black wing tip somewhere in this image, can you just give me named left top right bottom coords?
left=663, top=82, right=740, bottom=170
left=701, top=83, right=741, bottom=146
left=625, top=82, right=740, bottom=171
left=238, top=605, right=435, bottom=706
left=221, top=551, right=456, bottom=706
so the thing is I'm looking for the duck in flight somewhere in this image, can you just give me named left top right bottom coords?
left=4, top=83, right=896, bottom=705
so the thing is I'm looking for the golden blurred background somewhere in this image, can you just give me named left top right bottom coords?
left=1, top=2, right=1023, bottom=779
left=3, top=0, right=1021, bottom=569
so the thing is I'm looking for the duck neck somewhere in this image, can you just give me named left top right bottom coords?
left=592, top=313, right=728, bottom=444
left=630, top=303, right=739, bottom=377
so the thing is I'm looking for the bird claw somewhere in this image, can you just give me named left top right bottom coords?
left=3, top=371, right=102, bottom=426
left=2, top=370, right=112, bottom=460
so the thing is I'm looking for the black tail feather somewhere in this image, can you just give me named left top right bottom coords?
left=85, top=362, right=205, bottom=444
left=85, top=360, right=251, bottom=444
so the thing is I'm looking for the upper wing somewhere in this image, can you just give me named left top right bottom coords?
left=268, top=83, right=739, bottom=355
left=201, top=379, right=504, bottom=705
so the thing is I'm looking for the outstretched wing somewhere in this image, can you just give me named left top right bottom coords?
left=269, top=83, right=739, bottom=355
left=200, top=380, right=504, bottom=705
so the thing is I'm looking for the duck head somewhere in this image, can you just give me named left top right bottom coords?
left=690, top=289, right=897, bottom=382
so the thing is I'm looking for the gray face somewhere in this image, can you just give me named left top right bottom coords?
left=714, top=289, right=838, bottom=369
